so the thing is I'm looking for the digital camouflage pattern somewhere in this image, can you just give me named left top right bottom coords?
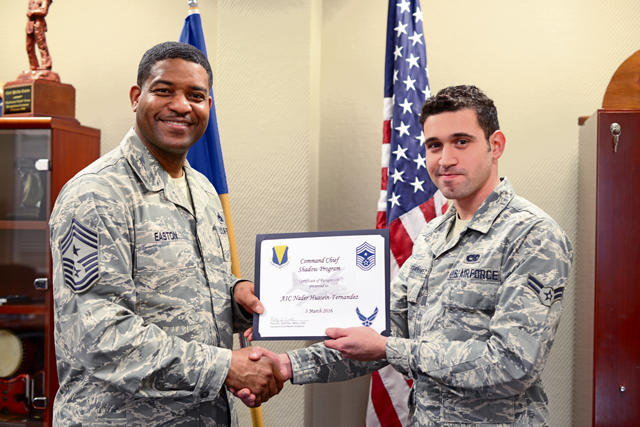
left=49, top=128, right=251, bottom=427
left=288, top=178, right=573, bottom=426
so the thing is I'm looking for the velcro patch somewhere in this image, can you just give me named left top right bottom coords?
left=60, top=219, right=99, bottom=293
left=527, top=274, right=564, bottom=307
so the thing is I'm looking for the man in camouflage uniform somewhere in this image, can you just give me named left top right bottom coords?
left=246, top=86, right=573, bottom=426
left=49, top=42, right=283, bottom=427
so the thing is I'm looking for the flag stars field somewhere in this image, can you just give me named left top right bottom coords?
left=378, top=0, right=435, bottom=226
left=372, top=1, right=445, bottom=424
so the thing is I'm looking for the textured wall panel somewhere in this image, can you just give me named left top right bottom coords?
left=317, top=0, right=387, bottom=233
left=216, top=0, right=312, bottom=284
left=216, top=2, right=313, bottom=426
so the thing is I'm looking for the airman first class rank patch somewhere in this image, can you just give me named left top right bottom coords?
left=60, top=219, right=99, bottom=293
left=527, top=274, right=564, bottom=307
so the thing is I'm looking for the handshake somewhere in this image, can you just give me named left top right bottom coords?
left=223, top=346, right=291, bottom=408
left=223, top=325, right=389, bottom=407
left=228, top=283, right=389, bottom=407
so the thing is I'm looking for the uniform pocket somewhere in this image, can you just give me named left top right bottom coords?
left=442, top=390, right=515, bottom=424
left=83, top=412, right=127, bottom=426
left=405, top=262, right=431, bottom=303
left=441, top=281, right=499, bottom=339
left=406, top=275, right=425, bottom=304
left=442, top=281, right=499, bottom=310
left=134, top=242, right=206, bottom=329
left=135, top=267, right=204, bottom=327
left=135, top=241, right=197, bottom=272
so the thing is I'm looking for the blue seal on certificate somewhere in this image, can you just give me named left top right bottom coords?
left=356, top=242, right=376, bottom=271
left=270, top=245, right=290, bottom=268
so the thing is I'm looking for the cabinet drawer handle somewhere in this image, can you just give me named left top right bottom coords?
left=33, top=278, right=49, bottom=291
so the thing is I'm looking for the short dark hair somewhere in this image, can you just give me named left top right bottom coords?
left=419, top=85, right=499, bottom=141
left=137, top=41, right=213, bottom=89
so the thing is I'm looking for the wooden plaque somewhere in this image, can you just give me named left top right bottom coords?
left=2, top=79, right=76, bottom=121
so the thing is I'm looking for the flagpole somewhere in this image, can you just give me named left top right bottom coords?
left=219, top=194, right=266, bottom=427
left=180, top=2, right=265, bottom=426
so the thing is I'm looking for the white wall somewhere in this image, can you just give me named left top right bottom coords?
left=3, top=0, right=640, bottom=425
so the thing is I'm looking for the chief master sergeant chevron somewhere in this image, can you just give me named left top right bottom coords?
left=247, top=85, right=573, bottom=426
left=48, top=42, right=283, bottom=426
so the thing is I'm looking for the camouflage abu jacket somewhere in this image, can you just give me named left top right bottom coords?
left=288, top=178, right=573, bottom=426
left=49, top=128, right=251, bottom=427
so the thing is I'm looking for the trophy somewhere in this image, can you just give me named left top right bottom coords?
left=2, top=0, right=76, bottom=121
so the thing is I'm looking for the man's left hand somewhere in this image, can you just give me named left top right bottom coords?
left=324, top=327, right=388, bottom=361
left=234, top=281, right=264, bottom=315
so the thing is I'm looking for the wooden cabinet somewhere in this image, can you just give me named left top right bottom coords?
left=574, top=49, right=640, bottom=427
left=577, top=109, right=640, bottom=427
left=593, top=110, right=640, bottom=426
left=0, top=118, right=99, bottom=426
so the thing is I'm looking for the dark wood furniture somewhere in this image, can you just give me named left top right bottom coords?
left=0, top=117, right=99, bottom=426
left=577, top=49, right=640, bottom=427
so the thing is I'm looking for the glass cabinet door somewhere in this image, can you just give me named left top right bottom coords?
left=0, top=129, right=51, bottom=302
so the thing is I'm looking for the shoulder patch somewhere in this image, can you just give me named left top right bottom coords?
left=527, top=274, right=564, bottom=307
left=60, top=219, right=100, bottom=293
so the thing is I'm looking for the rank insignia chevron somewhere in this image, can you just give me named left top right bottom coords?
left=60, top=219, right=99, bottom=293
left=526, top=274, right=564, bottom=307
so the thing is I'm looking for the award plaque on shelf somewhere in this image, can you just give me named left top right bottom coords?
left=2, top=80, right=76, bottom=121
left=2, top=0, right=77, bottom=122
left=0, top=3, right=101, bottom=425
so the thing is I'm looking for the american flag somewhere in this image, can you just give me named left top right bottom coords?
left=367, top=1, right=446, bottom=426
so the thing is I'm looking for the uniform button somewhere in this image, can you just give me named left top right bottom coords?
left=201, top=391, right=209, bottom=398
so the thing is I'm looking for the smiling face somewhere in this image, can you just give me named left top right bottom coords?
left=424, top=108, right=505, bottom=218
left=130, top=58, right=211, bottom=173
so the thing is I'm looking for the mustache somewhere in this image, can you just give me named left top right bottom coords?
left=159, top=115, right=195, bottom=124
left=434, top=168, right=465, bottom=176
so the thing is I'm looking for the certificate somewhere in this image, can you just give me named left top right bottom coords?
left=252, top=229, right=390, bottom=340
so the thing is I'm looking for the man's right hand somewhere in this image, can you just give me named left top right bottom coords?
left=229, top=347, right=293, bottom=408
left=224, top=347, right=284, bottom=407
left=249, top=347, right=293, bottom=381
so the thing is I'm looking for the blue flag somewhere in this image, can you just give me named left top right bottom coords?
left=179, top=8, right=228, bottom=195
